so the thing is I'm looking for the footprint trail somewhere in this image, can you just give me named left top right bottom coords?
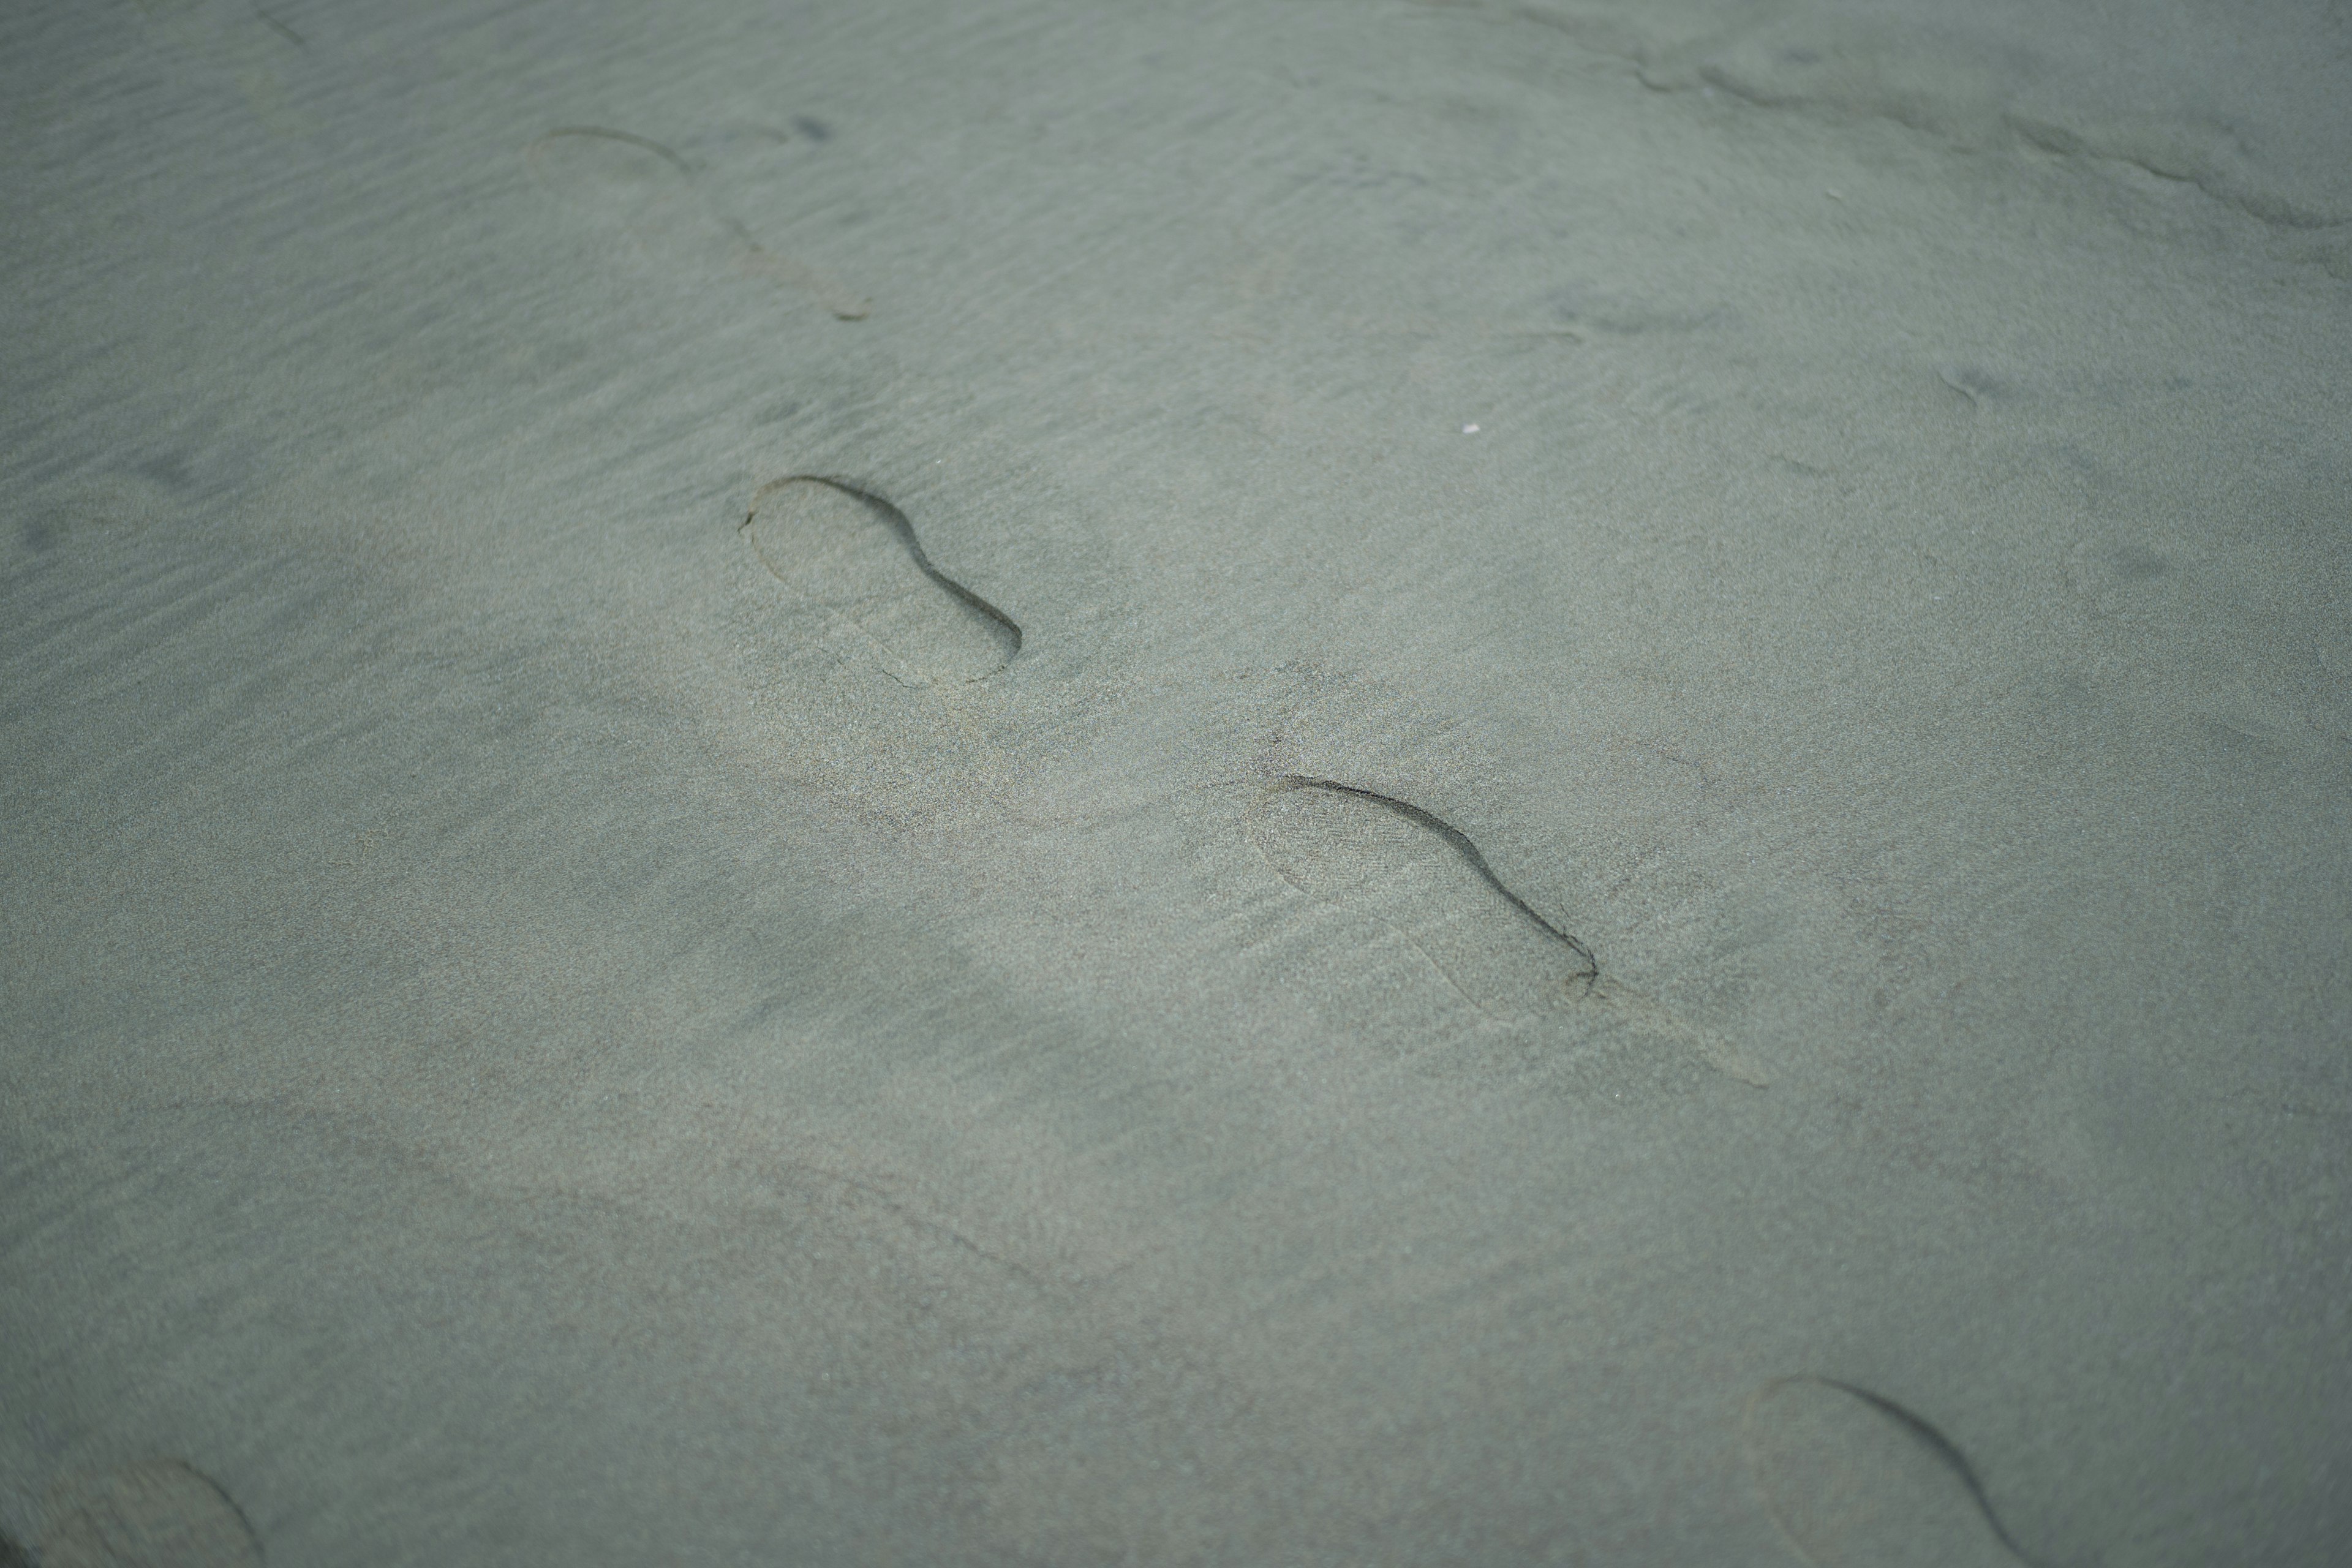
left=742, top=477, right=1020, bottom=686
left=39, top=1458, right=262, bottom=1568
left=1250, top=776, right=1765, bottom=1085
left=527, top=127, right=869, bottom=320
left=1744, top=1378, right=2037, bottom=1568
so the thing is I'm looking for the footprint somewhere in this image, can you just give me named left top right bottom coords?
left=742, top=477, right=1020, bottom=686
left=39, top=1460, right=262, bottom=1568
left=1744, top=1378, right=2035, bottom=1568
left=526, top=127, right=869, bottom=320
left=1249, top=777, right=1765, bottom=1084
left=128, top=0, right=320, bottom=138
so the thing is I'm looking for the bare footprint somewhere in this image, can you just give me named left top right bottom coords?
left=1250, top=777, right=1765, bottom=1084
left=526, top=126, right=869, bottom=320
left=126, top=0, right=318, bottom=138
left=39, top=1460, right=261, bottom=1568
left=1744, top=1378, right=2035, bottom=1568
left=742, top=477, right=1020, bottom=686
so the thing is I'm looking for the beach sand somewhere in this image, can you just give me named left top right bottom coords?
left=3, top=0, right=2346, bottom=1561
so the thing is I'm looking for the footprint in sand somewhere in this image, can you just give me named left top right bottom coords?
left=38, top=1459, right=262, bottom=1568
left=1248, top=777, right=1765, bottom=1085
left=742, top=477, right=1020, bottom=686
left=1744, top=1378, right=2036, bottom=1568
left=526, top=126, right=869, bottom=320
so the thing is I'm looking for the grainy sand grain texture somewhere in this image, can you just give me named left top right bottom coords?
left=4, top=1, right=2347, bottom=1563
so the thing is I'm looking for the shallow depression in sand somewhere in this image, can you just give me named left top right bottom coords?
left=1249, top=777, right=1766, bottom=1085
left=1744, top=1378, right=2031, bottom=1568
left=742, top=477, right=1019, bottom=687
left=1250, top=777, right=1595, bottom=1022
left=526, top=126, right=869, bottom=320
left=37, top=1460, right=262, bottom=1568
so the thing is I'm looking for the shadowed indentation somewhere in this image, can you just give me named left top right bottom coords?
left=742, top=476, right=1019, bottom=685
left=39, top=1459, right=262, bottom=1568
left=250, top=3, right=304, bottom=47
left=1746, top=1376, right=2037, bottom=1567
left=527, top=126, right=869, bottom=320
left=1937, top=366, right=2004, bottom=407
left=1250, top=776, right=1765, bottom=1084
left=1266, top=774, right=1600, bottom=986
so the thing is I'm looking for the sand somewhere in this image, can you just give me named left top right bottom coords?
left=2, top=0, right=2346, bottom=1562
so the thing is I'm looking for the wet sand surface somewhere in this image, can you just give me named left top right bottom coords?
left=3, top=1, right=2348, bottom=1562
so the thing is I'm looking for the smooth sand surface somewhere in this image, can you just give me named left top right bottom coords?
left=3, top=1, right=2347, bottom=1562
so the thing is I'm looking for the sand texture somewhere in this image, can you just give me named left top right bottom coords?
left=3, top=0, right=2347, bottom=1562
